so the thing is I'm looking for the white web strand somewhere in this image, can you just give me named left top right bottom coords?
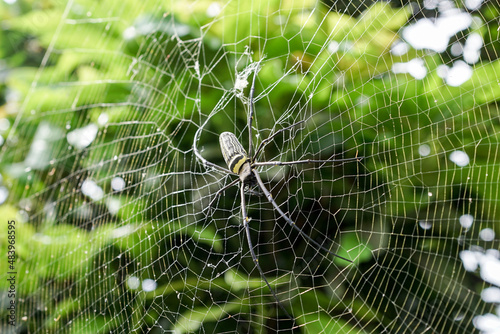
left=0, top=0, right=499, bottom=333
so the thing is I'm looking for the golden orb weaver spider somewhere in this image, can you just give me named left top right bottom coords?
left=193, top=61, right=361, bottom=320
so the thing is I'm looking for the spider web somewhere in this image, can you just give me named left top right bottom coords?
left=1, top=0, right=499, bottom=333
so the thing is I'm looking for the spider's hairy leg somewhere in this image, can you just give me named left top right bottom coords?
left=244, top=187, right=263, bottom=197
left=240, top=182, right=294, bottom=321
left=203, top=178, right=240, bottom=212
left=254, top=156, right=362, bottom=167
left=253, top=120, right=306, bottom=160
left=247, top=63, right=259, bottom=160
left=252, top=170, right=352, bottom=263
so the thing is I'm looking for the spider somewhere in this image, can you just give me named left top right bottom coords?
left=193, top=62, right=361, bottom=319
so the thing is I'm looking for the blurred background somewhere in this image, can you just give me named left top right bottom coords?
left=1, top=0, right=499, bottom=333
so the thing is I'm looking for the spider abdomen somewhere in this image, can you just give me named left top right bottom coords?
left=219, top=132, right=249, bottom=174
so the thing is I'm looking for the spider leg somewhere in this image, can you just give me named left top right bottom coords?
left=244, top=187, right=263, bottom=197
left=240, top=182, right=294, bottom=320
left=253, top=120, right=306, bottom=160
left=199, top=158, right=233, bottom=174
left=247, top=61, right=260, bottom=160
left=203, top=178, right=240, bottom=212
left=193, top=113, right=235, bottom=175
left=253, top=156, right=363, bottom=167
left=253, top=170, right=353, bottom=263
left=193, top=142, right=233, bottom=174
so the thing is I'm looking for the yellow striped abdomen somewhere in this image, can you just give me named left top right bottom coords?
left=219, top=132, right=248, bottom=174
